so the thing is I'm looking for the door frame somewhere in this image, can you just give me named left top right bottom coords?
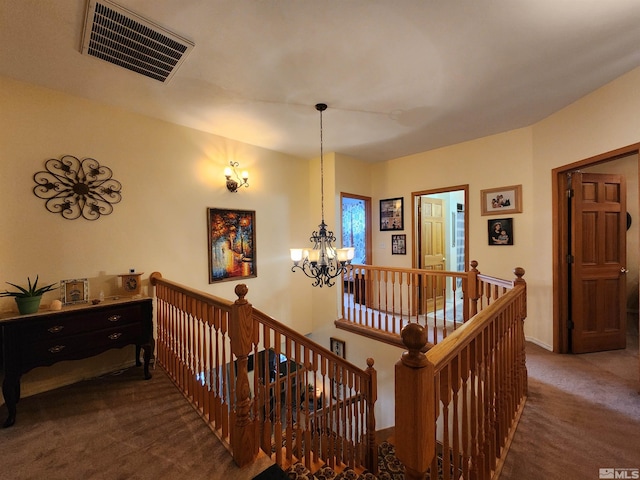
left=411, top=185, right=469, bottom=271
left=340, top=192, right=372, bottom=265
left=552, top=143, right=640, bottom=353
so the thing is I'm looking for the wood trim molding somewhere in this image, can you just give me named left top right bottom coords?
left=551, top=142, right=640, bottom=353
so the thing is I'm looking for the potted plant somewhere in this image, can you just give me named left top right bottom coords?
left=0, top=276, right=57, bottom=315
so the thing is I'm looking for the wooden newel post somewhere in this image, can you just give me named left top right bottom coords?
left=365, top=357, right=378, bottom=474
left=513, top=267, right=528, bottom=396
left=468, top=260, right=480, bottom=317
left=229, top=284, right=256, bottom=467
left=395, top=323, right=435, bottom=480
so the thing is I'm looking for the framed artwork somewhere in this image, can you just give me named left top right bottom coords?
left=60, top=278, right=89, bottom=305
left=330, top=337, right=346, bottom=358
left=332, top=370, right=343, bottom=401
left=380, top=197, right=404, bottom=231
left=488, top=218, right=514, bottom=246
left=391, top=234, right=406, bottom=255
left=330, top=338, right=345, bottom=400
left=480, top=185, right=522, bottom=216
left=207, top=208, right=256, bottom=283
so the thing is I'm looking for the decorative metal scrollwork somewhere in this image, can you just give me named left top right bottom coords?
left=33, top=155, right=122, bottom=220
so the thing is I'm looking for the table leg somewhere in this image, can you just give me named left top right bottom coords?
left=2, top=374, right=20, bottom=428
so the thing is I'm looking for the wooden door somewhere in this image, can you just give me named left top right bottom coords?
left=571, top=172, right=627, bottom=353
left=419, top=197, right=446, bottom=313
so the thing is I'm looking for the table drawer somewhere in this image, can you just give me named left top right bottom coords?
left=22, top=304, right=144, bottom=342
left=25, top=323, right=143, bottom=370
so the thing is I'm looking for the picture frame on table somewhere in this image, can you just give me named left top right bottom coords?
left=60, top=278, right=89, bottom=305
left=480, top=185, right=522, bottom=216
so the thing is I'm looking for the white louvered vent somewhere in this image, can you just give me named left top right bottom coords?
left=81, top=0, right=194, bottom=83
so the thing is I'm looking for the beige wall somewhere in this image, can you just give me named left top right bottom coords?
left=337, top=67, right=640, bottom=351
left=529, top=67, right=640, bottom=346
left=0, top=76, right=313, bottom=397
left=370, top=127, right=534, bottom=277
left=3, top=65, right=640, bottom=417
left=312, top=68, right=640, bottom=427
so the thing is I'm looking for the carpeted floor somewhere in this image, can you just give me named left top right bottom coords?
left=500, top=334, right=640, bottom=480
left=0, top=366, right=273, bottom=480
left=1, top=332, right=638, bottom=480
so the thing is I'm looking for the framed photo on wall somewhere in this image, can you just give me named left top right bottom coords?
left=330, top=338, right=345, bottom=400
left=380, top=197, right=404, bottom=231
left=207, top=208, right=256, bottom=283
left=488, top=218, right=514, bottom=246
left=60, top=278, right=89, bottom=305
left=330, top=337, right=346, bottom=358
left=391, top=234, right=406, bottom=254
left=480, top=185, right=522, bottom=216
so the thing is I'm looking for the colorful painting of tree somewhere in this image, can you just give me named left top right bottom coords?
left=207, top=208, right=256, bottom=282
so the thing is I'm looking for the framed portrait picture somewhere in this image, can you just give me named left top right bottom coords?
left=60, top=278, right=89, bottom=305
left=488, top=218, right=514, bottom=246
left=480, top=185, right=522, bottom=216
left=330, top=337, right=346, bottom=358
left=207, top=208, right=256, bottom=283
left=392, top=234, right=406, bottom=255
left=332, top=370, right=343, bottom=401
left=380, top=197, right=404, bottom=231
left=330, top=337, right=345, bottom=400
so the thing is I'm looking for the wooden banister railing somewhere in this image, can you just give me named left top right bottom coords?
left=339, top=260, right=514, bottom=348
left=149, top=273, right=378, bottom=474
left=395, top=268, right=527, bottom=480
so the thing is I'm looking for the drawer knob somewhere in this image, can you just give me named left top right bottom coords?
left=48, top=325, right=65, bottom=333
left=108, top=315, right=122, bottom=322
left=48, top=345, right=66, bottom=354
left=108, top=332, right=123, bottom=340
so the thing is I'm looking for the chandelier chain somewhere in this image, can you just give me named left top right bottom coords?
left=320, top=105, right=325, bottom=223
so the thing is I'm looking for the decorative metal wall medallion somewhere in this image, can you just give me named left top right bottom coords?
left=33, top=155, right=122, bottom=220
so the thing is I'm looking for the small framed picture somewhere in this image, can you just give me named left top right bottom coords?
left=392, top=234, right=406, bottom=255
left=60, top=278, right=89, bottom=305
left=380, top=197, right=404, bottom=231
left=488, top=218, right=514, bottom=246
left=332, top=367, right=343, bottom=401
left=330, top=337, right=346, bottom=358
left=480, top=185, right=522, bottom=216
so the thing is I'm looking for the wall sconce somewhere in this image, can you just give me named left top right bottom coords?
left=224, top=161, right=249, bottom=193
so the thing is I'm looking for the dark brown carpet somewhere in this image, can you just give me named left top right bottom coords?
left=0, top=366, right=273, bottom=479
left=500, top=334, right=640, bottom=480
left=1, top=332, right=638, bottom=480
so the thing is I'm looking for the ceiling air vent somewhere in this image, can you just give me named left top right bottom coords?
left=81, top=0, right=194, bottom=83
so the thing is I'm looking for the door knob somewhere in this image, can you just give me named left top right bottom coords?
left=621, top=267, right=628, bottom=274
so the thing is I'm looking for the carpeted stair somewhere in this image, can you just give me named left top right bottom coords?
left=275, top=441, right=406, bottom=480
left=266, top=440, right=457, bottom=480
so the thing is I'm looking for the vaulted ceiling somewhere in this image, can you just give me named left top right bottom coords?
left=2, top=0, right=640, bottom=162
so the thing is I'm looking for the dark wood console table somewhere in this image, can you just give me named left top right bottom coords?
left=0, top=297, right=154, bottom=428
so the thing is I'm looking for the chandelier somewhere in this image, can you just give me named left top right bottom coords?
left=290, top=103, right=354, bottom=287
